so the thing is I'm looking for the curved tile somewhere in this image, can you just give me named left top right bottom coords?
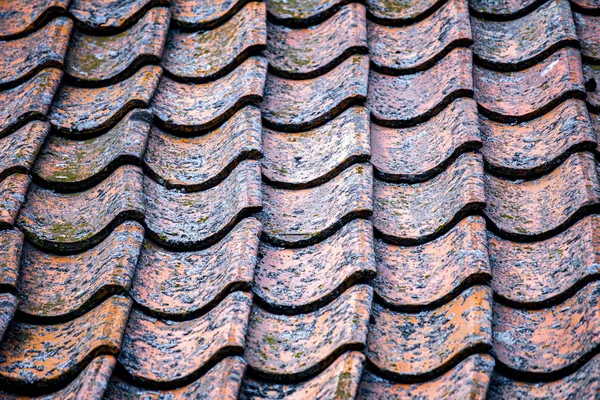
left=584, top=63, right=600, bottom=111
left=366, top=285, right=493, bottom=379
left=481, top=99, right=597, bottom=178
left=358, top=354, right=495, bottom=400
left=260, top=163, right=373, bottom=247
left=571, top=0, right=600, bottom=13
left=0, top=293, right=17, bottom=343
left=106, top=356, right=246, bottom=399
left=493, top=281, right=600, bottom=376
left=0, top=296, right=131, bottom=389
left=163, top=2, right=266, bottom=82
left=131, top=218, right=260, bottom=319
left=484, top=152, right=600, bottom=239
left=0, top=17, right=71, bottom=89
left=144, top=107, right=262, bottom=191
left=266, top=3, right=367, bottom=78
left=245, top=284, right=372, bottom=379
left=144, top=160, right=262, bottom=249
left=371, top=97, right=480, bottom=182
left=171, top=0, right=256, bottom=29
left=0, top=68, right=61, bottom=139
left=241, top=351, right=365, bottom=399
left=0, top=0, right=69, bottom=39
left=151, top=57, right=266, bottom=133
left=574, top=12, right=600, bottom=62
left=469, top=0, right=545, bottom=19
left=474, top=47, right=586, bottom=122
left=69, top=0, right=169, bottom=32
left=0, top=229, right=23, bottom=290
left=0, top=173, right=31, bottom=228
left=49, top=65, right=161, bottom=135
left=261, top=54, right=368, bottom=132
left=373, top=152, right=485, bottom=245
left=17, top=165, right=145, bottom=252
left=366, top=0, right=446, bottom=23
left=266, top=0, right=353, bottom=26
left=118, top=291, right=252, bottom=386
left=368, top=0, right=471, bottom=74
left=0, top=120, right=48, bottom=182
left=262, top=106, right=370, bottom=188
left=65, top=7, right=169, bottom=85
left=367, top=48, right=473, bottom=127
left=255, top=219, right=376, bottom=313
left=17, top=221, right=144, bottom=321
left=471, top=0, right=578, bottom=70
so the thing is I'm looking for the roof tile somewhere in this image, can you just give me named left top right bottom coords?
left=0, top=293, right=18, bottom=343
left=366, top=0, right=445, bottom=22
left=266, top=0, right=351, bottom=26
left=0, top=120, right=48, bottom=182
left=573, top=11, right=600, bottom=62
left=0, top=229, right=23, bottom=289
left=0, top=173, right=31, bottom=228
left=0, top=0, right=69, bottom=40
left=570, top=0, right=600, bottom=12
left=584, top=63, right=600, bottom=112
left=69, top=0, right=169, bottom=32
left=170, top=0, right=256, bottom=29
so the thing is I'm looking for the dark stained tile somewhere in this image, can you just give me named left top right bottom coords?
left=371, top=98, right=480, bottom=182
left=144, top=160, right=261, bottom=249
left=366, top=285, right=493, bottom=378
left=368, top=0, right=471, bottom=74
left=573, top=11, right=600, bottom=62
left=131, top=218, right=260, bottom=318
left=245, top=285, right=372, bottom=379
left=484, top=152, right=600, bottom=239
left=106, top=356, right=246, bottom=399
left=366, top=0, right=445, bottom=22
left=373, top=152, right=485, bottom=245
left=266, top=0, right=352, bottom=25
left=261, top=54, right=368, bottom=132
left=144, top=107, right=262, bottom=191
left=255, top=218, right=376, bottom=312
left=151, top=57, right=266, bottom=133
left=266, top=3, right=367, bottom=78
left=584, top=63, right=600, bottom=111
left=17, top=165, right=145, bottom=252
left=0, top=0, right=69, bottom=39
left=171, top=0, right=256, bottom=29
left=367, top=48, right=473, bottom=127
left=49, top=65, right=161, bottom=135
left=17, top=221, right=144, bottom=321
left=260, top=163, right=373, bottom=247
left=493, top=281, right=599, bottom=375
left=0, top=229, right=23, bottom=290
left=241, top=351, right=365, bottom=399
left=0, top=174, right=31, bottom=228
left=163, top=2, right=266, bottom=82
left=473, top=47, right=585, bottom=122
left=480, top=99, right=597, bottom=178
left=69, top=0, right=169, bottom=32
left=0, top=293, right=17, bottom=343
left=65, top=7, right=169, bottom=85
left=0, top=295, right=131, bottom=388
left=471, top=0, right=578, bottom=70
left=357, top=354, right=495, bottom=400
left=0, top=17, right=72, bottom=89
left=469, top=0, right=542, bottom=19
left=262, top=106, right=370, bottom=188
left=0, top=121, right=48, bottom=181
left=118, top=291, right=252, bottom=386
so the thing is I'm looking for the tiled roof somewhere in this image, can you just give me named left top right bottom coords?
left=0, top=0, right=598, bottom=398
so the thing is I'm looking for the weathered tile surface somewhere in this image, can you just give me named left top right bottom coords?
left=171, top=0, right=255, bottom=29
left=0, top=229, right=23, bottom=290
left=69, top=0, right=169, bottom=31
left=0, top=120, right=48, bottom=181
left=0, top=173, right=31, bottom=228
left=0, top=0, right=70, bottom=39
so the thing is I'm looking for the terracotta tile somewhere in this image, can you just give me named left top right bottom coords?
left=171, top=0, right=256, bottom=29
left=163, top=2, right=266, bottom=82
left=118, top=291, right=252, bottom=386
left=0, top=0, right=69, bottom=39
left=0, top=174, right=31, bottom=228
left=366, top=285, right=493, bottom=378
left=493, top=281, right=599, bottom=375
left=471, top=0, right=578, bottom=70
left=245, top=285, right=372, bottom=379
left=241, top=351, right=365, bottom=399
left=484, top=152, right=600, bottom=239
left=17, top=221, right=144, bottom=321
left=371, top=98, right=480, bottom=182
left=266, top=0, right=352, bottom=25
left=131, top=218, right=260, bottom=318
left=0, top=229, right=23, bottom=289
left=144, top=160, right=261, bottom=249
left=367, top=48, right=472, bottom=127
left=65, top=8, right=169, bottom=85
left=255, top=219, right=376, bottom=312
left=473, top=47, right=585, bottom=122
left=357, top=354, right=495, bottom=400
left=0, top=295, right=131, bottom=388
left=469, top=0, right=542, bottom=19
left=368, top=0, right=471, bottom=74
left=17, top=165, right=145, bottom=252
left=574, top=12, right=600, bottom=62
left=366, top=0, right=445, bottom=22
left=69, top=0, right=169, bottom=32
left=0, top=17, right=72, bottom=89
left=0, top=293, right=17, bottom=343
left=261, top=55, right=368, bottom=132
left=0, top=121, right=48, bottom=181
left=106, top=356, right=246, bottom=399
left=373, top=152, right=485, bottom=245
left=151, top=57, right=266, bottom=133
left=266, top=3, right=367, bottom=78
left=144, top=107, right=262, bottom=191
left=593, top=112, right=600, bottom=136
left=584, top=63, right=600, bottom=111
left=570, top=0, right=600, bottom=12
left=489, top=215, right=600, bottom=306
left=260, top=163, right=372, bottom=247
left=49, top=65, right=161, bottom=135
left=489, top=355, right=600, bottom=399
left=262, top=106, right=370, bottom=188
left=480, top=99, right=597, bottom=178
left=0, top=68, right=61, bottom=139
